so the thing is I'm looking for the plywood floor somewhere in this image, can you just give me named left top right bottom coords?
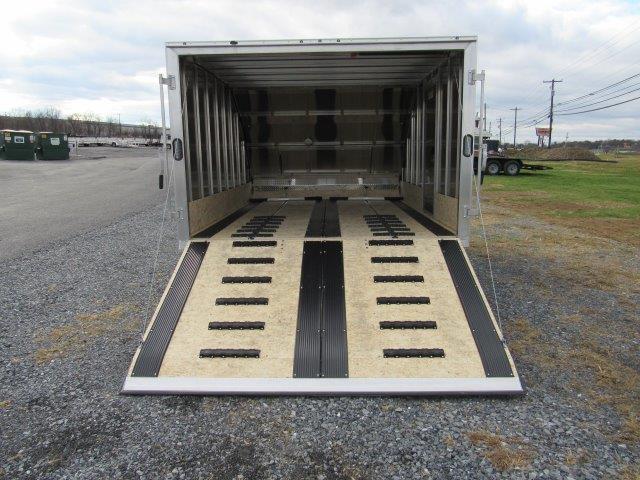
left=153, top=199, right=487, bottom=379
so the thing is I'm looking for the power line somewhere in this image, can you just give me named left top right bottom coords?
left=555, top=94, right=640, bottom=115
left=556, top=85, right=640, bottom=112
left=556, top=73, right=640, bottom=106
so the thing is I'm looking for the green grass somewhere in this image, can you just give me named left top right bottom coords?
left=483, top=154, right=640, bottom=220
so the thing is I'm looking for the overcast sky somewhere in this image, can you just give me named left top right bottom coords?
left=1, top=0, right=639, bottom=141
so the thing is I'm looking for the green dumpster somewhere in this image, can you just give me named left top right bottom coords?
left=35, top=132, right=70, bottom=160
left=0, top=130, right=35, bottom=160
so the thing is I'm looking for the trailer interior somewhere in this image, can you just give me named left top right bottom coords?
left=123, top=38, right=522, bottom=395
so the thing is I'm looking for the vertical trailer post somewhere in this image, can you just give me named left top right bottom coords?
left=158, top=74, right=168, bottom=190
left=233, top=113, right=241, bottom=185
left=212, top=77, right=223, bottom=193
left=241, top=140, right=247, bottom=184
left=226, top=89, right=236, bottom=188
left=219, top=82, right=230, bottom=190
left=180, top=66, right=193, bottom=202
left=420, top=81, right=427, bottom=186
left=203, top=74, right=215, bottom=194
left=165, top=48, right=189, bottom=246
left=444, top=71, right=453, bottom=196
left=193, top=69, right=204, bottom=198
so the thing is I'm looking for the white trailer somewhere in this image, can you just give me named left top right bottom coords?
left=123, top=37, right=522, bottom=396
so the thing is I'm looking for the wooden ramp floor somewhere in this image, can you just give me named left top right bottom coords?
left=123, top=200, right=522, bottom=395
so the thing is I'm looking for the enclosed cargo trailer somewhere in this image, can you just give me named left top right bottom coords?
left=123, top=37, right=522, bottom=396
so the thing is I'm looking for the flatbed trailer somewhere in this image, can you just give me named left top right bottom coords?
left=485, top=155, right=552, bottom=176
left=122, top=37, right=522, bottom=396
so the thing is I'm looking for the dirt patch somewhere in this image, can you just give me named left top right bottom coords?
left=467, top=431, right=535, bottom=471
left=34, top=305, right=134, bottom=364
left=508, top=146, right=600, bottom=161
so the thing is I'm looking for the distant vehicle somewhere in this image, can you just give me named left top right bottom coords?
left=483, top=140, right=550, bottom=176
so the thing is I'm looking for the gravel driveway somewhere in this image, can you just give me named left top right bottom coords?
left=0, top=199, right=637, bottom=479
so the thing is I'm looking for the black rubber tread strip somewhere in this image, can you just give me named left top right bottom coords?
left=364, top=214, right=396, bottom=218
left=439, top=239, right=514, bottom=377
left=379, top=321, right=437, bottom=329
left=368, top=239, right=414, bottom=246
left=321, top=241, right=348, bottom=378
left=377, top=297, right=430, bottom=305
left=392, top=201, right=454, bottom=236
left=231, top=233, right=274, bottom=238
left=237, top=228, right=277, bottom=233
left=232, top=241, right=277, bottom=247
left=323, top=200, right=341, bottom=237
left=371, top=256, right=419, bottom=263
left=194, top=202, right=261, bottom=238
left=132, top=242, right=208, bottom=377
left=221, top=276, right=272, bottom=284
left=216, top=297, right=269, bottom=305
left=293, top=242, right=323, bottom=377
left=374, top=275, right=424, bottom=283
left=305, top=201, right=325, bottom=237
left=305, top=200, right=341, bottom=237
left=253, top=215, right=285, bottom=219
left=200, top=349, right=260, bottom=358
left=383, top=348, right=444, bottom=358
left=208, top=321, right=265, bottom=330
left=228, top=257, right=275, bottom=264
left=372, top=232, right=415, bottom=237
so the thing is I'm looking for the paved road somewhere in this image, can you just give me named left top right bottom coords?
left=0, top=147, right=164, bottom=261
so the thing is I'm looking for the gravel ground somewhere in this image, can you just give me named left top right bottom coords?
left=0, top=200, right=638, bottom=479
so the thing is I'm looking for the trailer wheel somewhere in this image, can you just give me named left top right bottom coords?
left=504, top=160, right=521, bottom=176
left=111, top=142, right=117, bottom=147
left=486, top=160, right=501, bottom=175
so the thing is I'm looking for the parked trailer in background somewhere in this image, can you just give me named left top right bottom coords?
left=123, top=37, right=522, bottom=396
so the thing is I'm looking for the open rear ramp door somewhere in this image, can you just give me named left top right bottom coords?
left=123, top=200, right=522, bottom=395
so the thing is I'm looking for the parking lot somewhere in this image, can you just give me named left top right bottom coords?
left=0, top=149, right=637, bottom=479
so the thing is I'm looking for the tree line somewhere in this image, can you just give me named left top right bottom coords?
left=0, top=108, right=161, bottom=139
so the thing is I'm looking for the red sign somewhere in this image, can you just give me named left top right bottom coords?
left=536, top=127, right=550, bottom=137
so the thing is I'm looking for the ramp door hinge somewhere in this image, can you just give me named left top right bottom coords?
left=468, top=70, right=485, bottom=85
left=160, top=75, right=176, bottom=90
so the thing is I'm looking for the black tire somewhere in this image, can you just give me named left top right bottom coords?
left=504, top=160, right=521, bottom=176
left=486, top=160, right=501, bottom=175
left=111, top=142, right=117, bottom=147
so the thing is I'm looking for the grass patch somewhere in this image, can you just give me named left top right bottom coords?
left=34, top=305, right=132, bottom=364
left=482, top=154, right=640, bottom=243
left=467, top=431, right=534, bottom=471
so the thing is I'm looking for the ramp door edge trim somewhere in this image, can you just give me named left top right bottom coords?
left=439, top=239, right=514, bottom=378
left=194, top=201, right=262, bottom=238
left=131, top=241, right=209, bottom=377
left=392, top=201, right=454, bottom=236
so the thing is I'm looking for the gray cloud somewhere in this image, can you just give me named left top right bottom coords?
left=1, top=0, right=638, bottom=139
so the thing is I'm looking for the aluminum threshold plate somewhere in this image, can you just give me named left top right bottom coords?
left=122, top=376, right=523, bottom=396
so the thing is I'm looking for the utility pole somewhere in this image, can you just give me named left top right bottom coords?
left=543, top=79, right=562, bottom=149
left=565, top=132, right=569, bottom=148
left=510, top=107, right=520, bottom=147
left=498, top=117, right=502, bottom=144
